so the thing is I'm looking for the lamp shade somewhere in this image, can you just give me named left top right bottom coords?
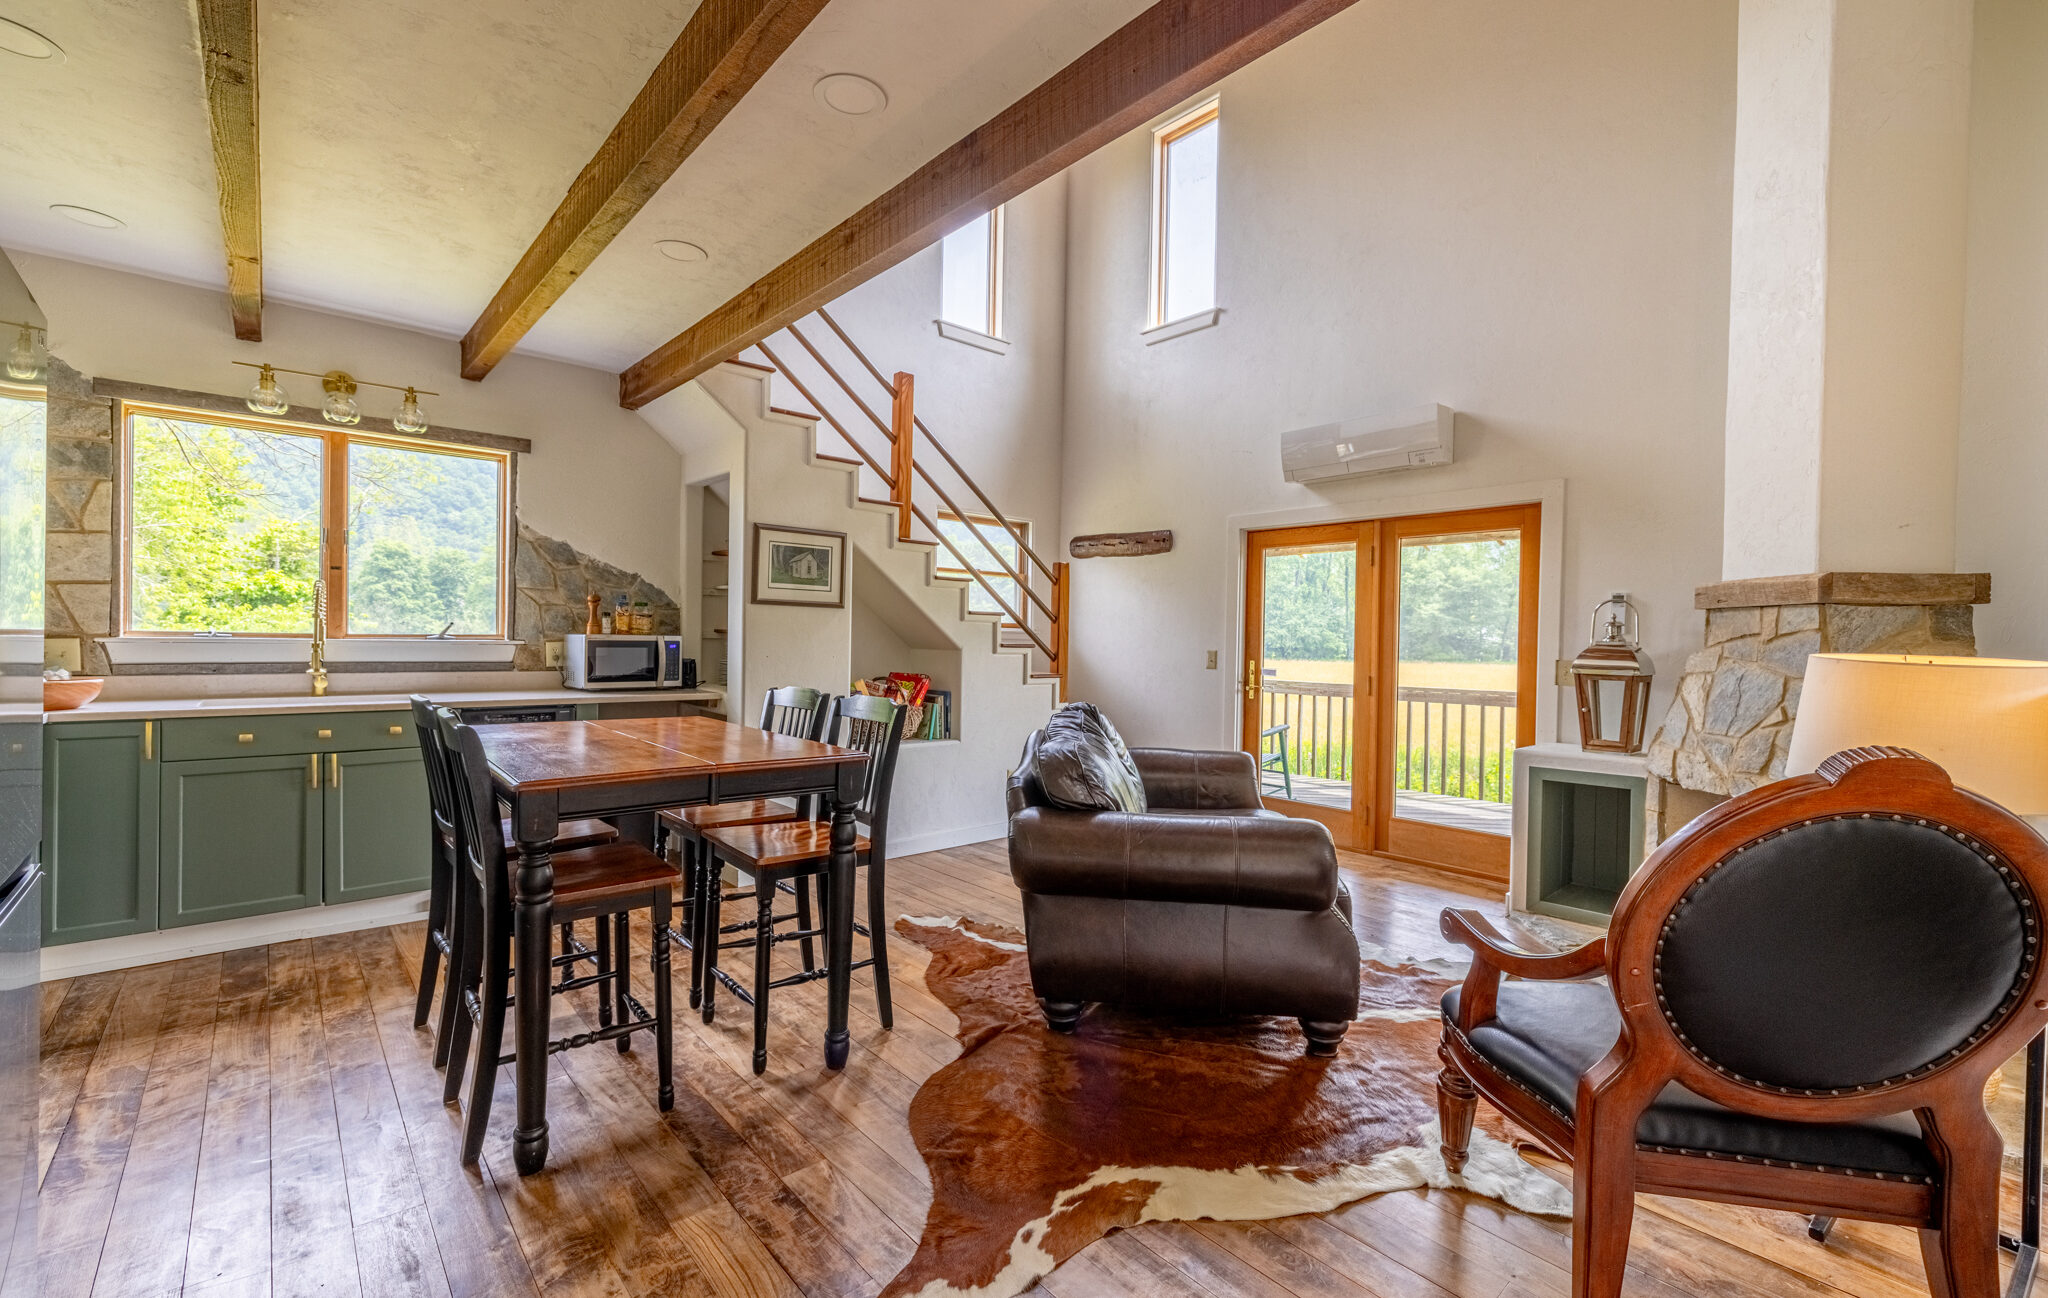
left=1785, top=654, right=2048, bottom=814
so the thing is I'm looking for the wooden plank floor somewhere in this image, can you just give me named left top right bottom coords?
left=34, top=842, right=2014, bottom=1297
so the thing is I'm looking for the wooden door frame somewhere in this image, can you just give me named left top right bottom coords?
left=1372, top=503, right=1542, bottom=883
left=1242, top=521, right=1378, bottom=849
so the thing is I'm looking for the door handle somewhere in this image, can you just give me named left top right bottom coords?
left=1244, top=658, right=1259, bottom=702
left=329, top=753, right=341, bottom=788
left=307, top=753, right=319, bottom=790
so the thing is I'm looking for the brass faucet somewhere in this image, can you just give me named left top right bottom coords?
left=309, top=580, right=330, bottom=697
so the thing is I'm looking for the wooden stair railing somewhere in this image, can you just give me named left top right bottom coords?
left=740, top=309, right=1070, bottom=696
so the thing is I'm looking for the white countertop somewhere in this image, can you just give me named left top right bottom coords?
left=47, top=685, right=725, bottom=723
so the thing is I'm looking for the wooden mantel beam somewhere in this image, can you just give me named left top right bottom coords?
left=460, top=0, right=830, bottom=380
left=195, top=0, right=263, bottom=341
left=617, top=0, right=1363, bottom=409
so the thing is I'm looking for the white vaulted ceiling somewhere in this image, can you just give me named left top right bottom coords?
left=2, top=0, right=1154, bottom=373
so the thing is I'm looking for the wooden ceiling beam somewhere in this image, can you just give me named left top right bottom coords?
left=460, top=0, right=831, bottom=380
left=617, top=0, right=1362, bottom=409
left=195, top=0, right=263, bottom=341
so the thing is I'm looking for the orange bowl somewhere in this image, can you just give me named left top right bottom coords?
left=43, top=678, right=104, bottom=711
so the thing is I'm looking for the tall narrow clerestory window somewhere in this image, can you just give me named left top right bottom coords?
left=1151, top=98, right=1219, bottom=327
left=939, top=206, right=1004, bottom=340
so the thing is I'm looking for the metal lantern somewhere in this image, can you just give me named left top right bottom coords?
left=1571, top=595, right=1655, bottom=754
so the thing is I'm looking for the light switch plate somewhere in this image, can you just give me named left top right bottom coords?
left=45, top=637, right=82, bottom=674
left=1206, top=650, right=1219, bottom=670
left=1555, top=658, right=1574, bottom=687
left=544, top=640, right=565, bottom=668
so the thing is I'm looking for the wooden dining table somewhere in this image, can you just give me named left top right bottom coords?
left=471, top=714, right=871, bottom=1175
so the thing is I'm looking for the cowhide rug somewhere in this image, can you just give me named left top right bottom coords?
left=883, top=916, right=1572, bottom=1298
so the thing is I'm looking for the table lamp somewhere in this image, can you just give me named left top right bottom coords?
left=1785, top=653, right=2048, bottom=824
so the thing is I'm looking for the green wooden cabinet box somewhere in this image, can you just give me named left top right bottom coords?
left=42, top=722, right=159, bottom=944
left=44, top=709, right=434, bottom=944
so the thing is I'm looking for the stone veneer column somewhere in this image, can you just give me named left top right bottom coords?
left=41, top=356, right=117, bottom=676
left=1722, top=0, right=1975, bottom=578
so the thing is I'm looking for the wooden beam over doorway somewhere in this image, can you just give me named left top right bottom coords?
left=195, top=0, right=263, bottom=341
left=459, top=0, right=832, bottom=380
left=617, top=0, right=1363, bottom=409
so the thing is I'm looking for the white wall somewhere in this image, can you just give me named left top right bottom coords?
left=14, top=255, right=683, bottom=596
left=1957, top=0, right=2048, bottom=658
left=1057, top=0, right=1737, bottom=751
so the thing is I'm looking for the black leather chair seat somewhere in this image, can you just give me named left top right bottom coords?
left=1443, top=981, right=1938, bottom=1179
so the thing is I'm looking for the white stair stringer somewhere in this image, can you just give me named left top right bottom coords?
left=697, top=361, right=1057, bottom=856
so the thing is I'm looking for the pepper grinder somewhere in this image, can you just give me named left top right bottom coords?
left=585, top=593, right=602, bottom=635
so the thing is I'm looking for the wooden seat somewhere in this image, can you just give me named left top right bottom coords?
left=656, top=800, right=797, bottom=834
left=515, top=840, right=681, bottom=908
left=699, top=820, right=870, bottom=868
left=696, top=693, right=905, bottom=1075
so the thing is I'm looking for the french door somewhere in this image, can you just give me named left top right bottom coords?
left=1243, top=504, right=1540, bottom=878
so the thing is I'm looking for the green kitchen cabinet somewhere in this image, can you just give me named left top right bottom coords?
left=158, top=753, right=323, bottom=928
left=43, top=722, right=159, bottom=945
left=323, top=747, right=432, bottom=903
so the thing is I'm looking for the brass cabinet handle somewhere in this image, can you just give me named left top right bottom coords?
left=237, top=732, right=254, bottom=744
left=329, top=753, right=341, bottom=787
left=317, top=728, right=332, bottom=739
left=308, top=753, right=319, bottom=789
left=142, top=720, right=153, bottom=761
left=388, top=725, right=403, bottom=736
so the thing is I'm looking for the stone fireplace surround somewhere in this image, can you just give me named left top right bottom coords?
left=1641, top=572, right=1991, bottom=850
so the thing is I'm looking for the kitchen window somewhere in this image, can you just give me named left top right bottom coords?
left=935, top=511, right=1030, bottom=623
left=0, top=384, right=43, bottom=632
left=1150, top=99, right=1220, bottom=330
left=122, top=403, right=510, bottom=638
left=939, top=206, right=1005, bottom=342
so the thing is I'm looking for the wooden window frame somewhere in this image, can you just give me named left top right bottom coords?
left=117, top=399, right=514, bottom=639
left=1149, top=97, right=1220, bottom=329
left=934, top=510, right=1030, bottom=627
left=0, top=380, right=46, bottom=635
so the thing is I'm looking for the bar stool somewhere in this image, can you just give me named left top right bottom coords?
left=698, top=694, right=903, bottom=1074
left=653, top=685, right=833, bottom=1006
left=407, top=696, right=617, bottom=1069
left=436, top=709, right=679, bottom=1164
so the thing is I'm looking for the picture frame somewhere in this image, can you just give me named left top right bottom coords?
left=751, top=523, right=847, bottom=608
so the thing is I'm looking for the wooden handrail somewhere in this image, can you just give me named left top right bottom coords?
left=817, top=307, right=1056, bottom=584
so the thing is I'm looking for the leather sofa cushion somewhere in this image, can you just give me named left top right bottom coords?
left=1444, top=981, right=1938, bottom=1179
left=1009, top=806, right=1340, bottom=911
left=1033, top=704, right=1147, bottom=813
left=1131, top=747, right=1263, bottom=811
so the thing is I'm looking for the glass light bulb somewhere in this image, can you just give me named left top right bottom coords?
left=6, top=325, right=41, bottom=382
left=393, top=388, right=428, bottom=434
left=322, top=388, right=361, bottom=425
left=245, top=364, right=290, bottom=414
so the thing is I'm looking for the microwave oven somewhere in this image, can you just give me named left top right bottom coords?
left=561, top=633, right=696, bottom=690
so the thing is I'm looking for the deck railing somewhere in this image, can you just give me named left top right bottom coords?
left=1257, top=680, right=1518, bottom=804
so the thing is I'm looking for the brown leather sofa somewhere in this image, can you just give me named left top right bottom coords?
left=1006, top=711, right=1361, bottom=1055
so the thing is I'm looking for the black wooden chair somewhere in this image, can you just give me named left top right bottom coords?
left=697, top=694, right=903, bottom=1074
left=653, top=685, right=834, bottom=1007
left=1437, top=748, right=2048, bottom=1298
left=435, top=708, right=679, bottom=1164
left=406, top=695, right=615, bottom=1070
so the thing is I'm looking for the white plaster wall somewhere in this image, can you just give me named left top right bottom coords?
left=1956, top=0, right=2048, bottom=657
left=640, top=381, right=747, bottom=702
left=1058, top=0, right=1737, bottom=750
left=14, top=255, right=683, bottom=597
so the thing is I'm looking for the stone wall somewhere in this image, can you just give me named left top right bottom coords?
left=38, top=364, right=677, bottom=676
left=41, top=356, right=116, bottom=675
left=510, top=524, right=679, bottom=671
left=1643, top=600, right=1978, bottom=799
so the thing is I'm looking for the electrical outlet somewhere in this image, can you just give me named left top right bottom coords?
left=544, top=640, right=565, bottom=668
left=45, top=638, right=82, bottom=674
left=1206, top=650, right=1219, bottom=670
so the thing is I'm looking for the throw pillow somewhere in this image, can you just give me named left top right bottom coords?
left=1034, top=703, right=1148, bottom=813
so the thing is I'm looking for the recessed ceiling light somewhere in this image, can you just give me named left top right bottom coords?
left=50, top=204, right=124, bottom=229
left=655, top=240, right=708, bottom=263
left=814, top=73, right=887, bottom=117
left=0, top=17, right=63, bottom=61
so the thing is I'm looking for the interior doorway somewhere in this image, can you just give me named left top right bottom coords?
left=1242, top=504, right=1540, bottom=877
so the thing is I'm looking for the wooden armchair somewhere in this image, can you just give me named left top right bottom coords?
left=1438, top=747, right=2048, bottom=1298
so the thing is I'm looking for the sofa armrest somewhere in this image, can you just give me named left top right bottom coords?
left=1130, top=748, right=1263, bottom=811
left=1009, top=805, right=1339, bottom=910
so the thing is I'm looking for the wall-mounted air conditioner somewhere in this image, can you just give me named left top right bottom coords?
left=1280, top=404, right=1454, bottom=484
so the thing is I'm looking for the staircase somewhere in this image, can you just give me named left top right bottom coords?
left=691, top=314, right=1064, bottom=853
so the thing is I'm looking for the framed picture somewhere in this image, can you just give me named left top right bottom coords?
left=751, top=523, right=847, bottom=608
